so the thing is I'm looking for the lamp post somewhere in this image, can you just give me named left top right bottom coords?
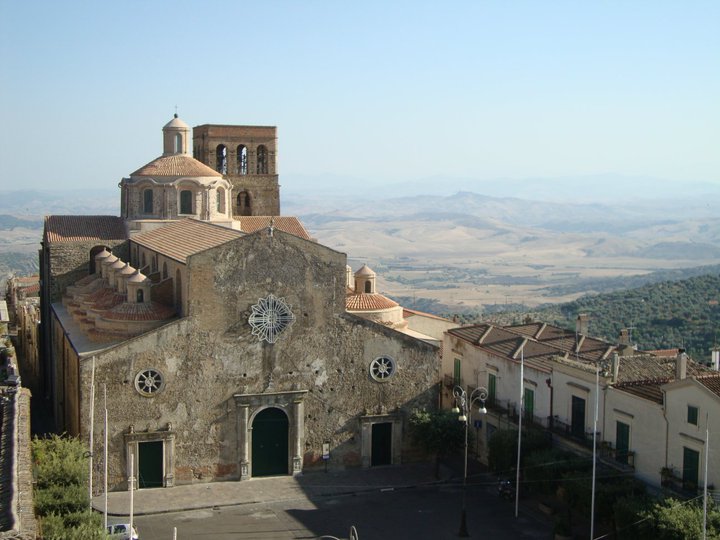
left=452, top=385, right=488, bottom=538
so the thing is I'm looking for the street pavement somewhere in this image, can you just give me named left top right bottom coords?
left=93, top=463, right=448, bottom=516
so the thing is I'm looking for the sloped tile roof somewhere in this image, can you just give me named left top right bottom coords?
left=346, top=293, right=399, bottom=311
left=44, top=216, right=127, bottom=244
left=235, top=217, right=311, bottom=240
left=448, top=324, right=559, bottom=373
left=101, top=301, right=176, bottom=321
left=132, top=219, right=244, bottom=263
left=131, top=154, right=222, bottom=177
left=614, top=354, right=710, bottom=383
left=697, top=375, right=720, bottom=397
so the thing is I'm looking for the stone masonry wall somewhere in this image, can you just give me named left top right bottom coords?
left=79, top=230, right=439, bottom=492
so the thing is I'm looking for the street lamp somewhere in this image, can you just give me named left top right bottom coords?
left=452, top=385, right=488, bottom=538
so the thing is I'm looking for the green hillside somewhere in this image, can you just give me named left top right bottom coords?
left=527, top=274, right=720, bottom=362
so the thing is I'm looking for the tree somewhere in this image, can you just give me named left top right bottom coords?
left=408, top=408, right=466, bottom=478
left=640, top=498, right=720, bottom=540
left=32, top=434, right=105, bottom=539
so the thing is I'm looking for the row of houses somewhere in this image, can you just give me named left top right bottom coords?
left=441, top=316, right=720, bottom=493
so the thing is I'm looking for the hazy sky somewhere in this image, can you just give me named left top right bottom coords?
left=1, top=1, right=718, bottom=191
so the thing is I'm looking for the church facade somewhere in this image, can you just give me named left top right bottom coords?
left=39, top=115, right=440, bottom=492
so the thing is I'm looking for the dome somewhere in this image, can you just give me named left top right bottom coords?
left=346, top=293, right=399, bottom=311
left=119, top=263, right=136, bottom=276
left=354, top=264, right=376, bottom=277
left=94, top=248, right=112, bottom=261
left=128, top=271, right=149, bottom=284
left=163, top=114, right=189, bottom=130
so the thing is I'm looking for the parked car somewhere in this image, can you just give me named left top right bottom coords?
left=107, top=523, right=139, bottom=539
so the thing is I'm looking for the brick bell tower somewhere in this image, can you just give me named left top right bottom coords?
left=192, top=124, right=280, bottom=217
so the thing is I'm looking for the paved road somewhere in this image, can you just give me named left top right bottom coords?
left=119, top=483, right=550, bottom=540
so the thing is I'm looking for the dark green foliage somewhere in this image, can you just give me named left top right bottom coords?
left=34, top=483, right=88, bottom=516
left=486, top=428, right=552, bottom=475
left=518, top=274, right=720, bottom=362
left=33, top=434, right=88, bottom=488
left=612, top=495, right=655, bottom=539
left=32, top=434, right=103, bottom=538
left=523, top=448, right=589, bottom=496
left=408, top=408, right=466, bottom=457
left=639, top=498, right=720, bottom=540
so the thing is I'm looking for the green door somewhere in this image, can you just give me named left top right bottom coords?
left=682, top=447, right=700, bottom=490
left=616, top=422, right=630, bottom=464
left=252, top=408, right=289, bottom=477
left=138, top=441, right=164, bottom=488
left=488, top=374, right=496, bottom=406
left=523, top=388, right=534, bottom=422
left=371, top=422, right=392, bottom=466
left=571, top=396, right=586, bottom=438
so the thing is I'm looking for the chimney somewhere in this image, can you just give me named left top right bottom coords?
left=618, top=329, right=634, bottom=357
left=611, top=352, right=620, bottom=383
left=711, top=348, right=719, bottom=371
left=576, top=314, right=589, bottom=336
left=675, top=349, right=688, bottom=380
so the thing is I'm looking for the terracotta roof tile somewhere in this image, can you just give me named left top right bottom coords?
left=346, top=293, right=398, bottom=311
left=44, top=216, right=127, bottom=244
left=101, top=302, right=176, bottom=321
left=235, top=217, right=311, bottom=240
left=132, top=219, right=244, bottom=263
left=696, top=374, right=720, bottom=397
left=131, top=155, right=222, bottom=177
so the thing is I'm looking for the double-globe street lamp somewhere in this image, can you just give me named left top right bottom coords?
left=452, top=385, right=488, bottom=538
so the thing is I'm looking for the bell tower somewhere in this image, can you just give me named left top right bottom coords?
left=192, top=124, right=280, bottom=216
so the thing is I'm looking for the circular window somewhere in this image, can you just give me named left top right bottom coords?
left=248, top=294, right=296, bottom=344
left=369, top=356, right=396, bottom=382
left=134, top=369, right=164, bottom=396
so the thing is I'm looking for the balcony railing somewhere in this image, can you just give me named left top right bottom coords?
left=547, top=416, right=599, bottom=449
left=599, top=442, right=635, bottom=469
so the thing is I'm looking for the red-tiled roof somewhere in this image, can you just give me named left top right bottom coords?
left=131, top=154, right=221, bottom=177
left=101, top=302, right=176, bottom=321
left=646, top=348, right=681, bottom=357
left=235, top=217, right=311, bottom=240
left=448, top=324, right=559, bottom=373
left=697, top=375, right=720, bottom=397
left=132, top=219, right=244, bottom=263
left=346, top=293, right=398, bottom=311
left=44, top=216, right=127, bottom=244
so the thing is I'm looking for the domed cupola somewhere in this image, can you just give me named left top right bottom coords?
left=163, top=114, right=190, bottom=156
left=354, top=264, right=376, bottom=294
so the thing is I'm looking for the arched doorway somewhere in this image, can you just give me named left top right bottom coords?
left=252, top=408, right=289, bottom=477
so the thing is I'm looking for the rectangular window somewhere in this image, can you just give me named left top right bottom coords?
left=523, top=388, right=534, bottom=421
left=687, top=405, right=698, bottom=425
left=488, top=373, right=497, bottom=405
left=682, top=447, right=700, bottom=490
left=571, top=396, right=586, bottom=438
left=453, top=358, right=461, bottom=386
left=616, top=421, right=630, bottom=465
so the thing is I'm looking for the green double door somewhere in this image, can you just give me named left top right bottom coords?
left=138, top=441, right=164, bottom=488
left=252, top=408, right=289, bottom=477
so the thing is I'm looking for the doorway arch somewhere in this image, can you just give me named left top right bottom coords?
left=252, top=408, right=289, bottom=477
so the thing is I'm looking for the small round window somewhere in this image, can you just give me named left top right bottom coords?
left=134, top=369, right=164, bottom=396
left=369, top=356, right=396, bottom=382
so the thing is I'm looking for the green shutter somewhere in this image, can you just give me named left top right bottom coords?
left=616, top=421, right=630, bottom=465
left=523, top=388, right=534, bottom=421
left=453, top=359, right=461, bottom=385
left=488, top=373, right=496, bottom=405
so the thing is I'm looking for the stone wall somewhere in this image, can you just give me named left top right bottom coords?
left=0, top=387, right=37, bottom=539
left=76, top=230, right=439, bottom=492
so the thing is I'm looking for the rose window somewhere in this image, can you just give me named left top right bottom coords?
left=248, top=294, right=296, bottom=344
left=370, top=356, right=396, bottom=382
left=135, top=369, right=164, bottom=396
